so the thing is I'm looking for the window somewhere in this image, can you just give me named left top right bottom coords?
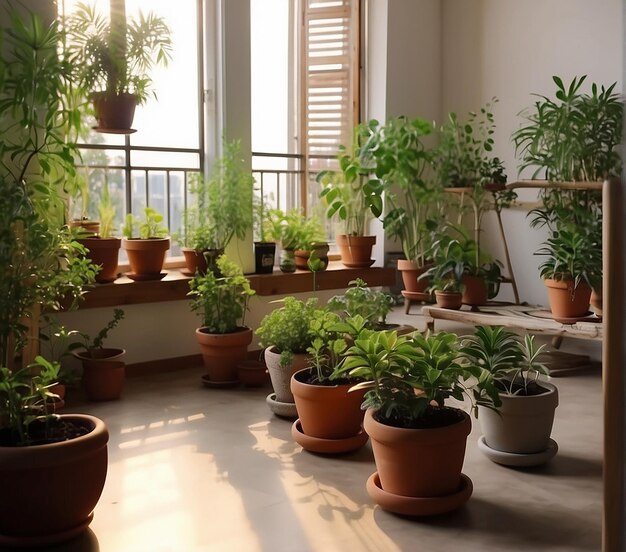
left=59, top=0, right=204, bottom=257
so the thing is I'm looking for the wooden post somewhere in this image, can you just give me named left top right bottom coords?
left=602, top=177, right=625, bottom=551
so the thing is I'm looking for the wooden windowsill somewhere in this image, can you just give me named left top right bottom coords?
left=75, top=262, right=396, bottom=309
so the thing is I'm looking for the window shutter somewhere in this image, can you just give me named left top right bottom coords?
left=301, top=0, right=360, bottom=207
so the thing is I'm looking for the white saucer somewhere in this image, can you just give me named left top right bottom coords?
left=478, top=435, right=558, bottom=467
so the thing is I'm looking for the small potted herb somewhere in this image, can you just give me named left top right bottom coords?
left=122, top=207, right=170, bottom=280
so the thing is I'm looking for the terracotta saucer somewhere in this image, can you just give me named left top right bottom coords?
left=92, top=126, right=137, bottom=135
left=200, top=374, right=240, bottom=388
left=0, top=513, right=93, bottom=548
left=477, top=435, right=558, bottom=467
left=342, top=259, right=375, bottom=268
left=401, top=290, right=432, bottom=302
left=125, top=272, right=167, bottom=282
left=366, top=472, right=473, bottom=516
left=552, top=312, right=599, bottom=325
left=266, top=393, right=298, bottom=419
left=291, top=419, right=369, bottom=454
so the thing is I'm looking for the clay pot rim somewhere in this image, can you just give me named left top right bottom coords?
left=196, top=326, right=252, bottom=337
left=543, top=278, right=591, bottom=291
left=74, top=347, right=126, bottom=361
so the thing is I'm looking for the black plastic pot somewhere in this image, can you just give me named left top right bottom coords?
left=255, top=242, right=276, bottom=274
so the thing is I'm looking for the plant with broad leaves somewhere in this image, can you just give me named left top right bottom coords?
left=123, top=207, right=168, bottom=239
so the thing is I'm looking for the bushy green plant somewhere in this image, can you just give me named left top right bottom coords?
left=461, top=325, right=548, bottom=397
left=123, top=207, right=168, bottom=239
left=332, top=330, right=495, bottom=428
left=188, top=256, right=255, bottom=334
left=327, top=278, right=394, bottom=327
left=64, top=2, right=172, bottom=104
left=256, top=297, right=322, bottom=366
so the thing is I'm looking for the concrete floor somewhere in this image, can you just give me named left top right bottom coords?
left=33, top=309, right=603, bottom=552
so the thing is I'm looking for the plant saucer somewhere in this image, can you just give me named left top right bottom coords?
left=401, top=290, right=433, bottom=303
left=342, top=259, right=375, bottom=268
left=477, top=435, right=558, bottom=467
left=200, top=374, right=239, bottom=388
left=366, top=472, right=473, bottom=517
left=552, top=311, right=599, bottom=325
left=125, top=272, right=167, bottom=282
left=92, top=126, right=137, bottom=135
left=266, top=393, right=298, bottom=419
left=291, top=419, right=369, bottom=454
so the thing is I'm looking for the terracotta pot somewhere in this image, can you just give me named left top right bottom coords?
left=69, top=220, right=100, bottom=236
left=92, top=92, right=138, bottom=131
left=47, top=383, right=66, bottom=412
left=397, top=260, right=430, bottom=294
left=364, top=408, right=471, bottom=498
left=0, top=414, right=108, bottom=547
left=435, top=290, right=463, bottom=310
left=80, top=237, right=121, bottom=283
left=123, top=237, right=170, bottom=279
left=75, top=348, right=126, bottom=401
left=336, top=235, right=376, bottom=268
left=590, top=287, right=602, bottom=317
left=544, top=278, right=591, bottom=319
left=182, top=248, right=208, bottom=275
left=291, top=369, right=367, bottom=440
left=478, top=382, right=558, bottom=454
left=195, top=327, right=253, bottom=382
left=236, top=360, right=269, bottom=387
left=254, top=242, right=276, bottom=274
left=264, top=347, right=310, bottom=404
left=294, top=243, right=330, bottom=271
left=461, top=275, right=488, bottom=306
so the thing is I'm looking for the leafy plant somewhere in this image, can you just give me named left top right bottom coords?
left=367, top=117, right=444, bottom=267
left=461, top=325, right=548, bottom=396
left=327, top=278, right=394, bottom=327
left=98, top=182, right=117, bottom=238
left=64, top=2, right=172, bottom=104
left=83, top=309, right=125, bottom=350
left=256, top=297, right=322, bottom=367
left=332, top=330, right=495, bottom=428
left=188, top=256, right=255, bottom=334
left=317, top=123, right=383, bottom=236
left=123, top=207, right=168, bottom=239
left=267, top=208, right=326, bottom=251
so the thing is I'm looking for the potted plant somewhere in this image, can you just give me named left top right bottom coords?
left=420, top=232, right=466, bottom=310
left=80, top=182, right=122, bottom=283
left=122, top=206, right=170, bottom=280
left=73, top=309, right=126, bottom=401
left=461, top=326, right=559, bottom=466
left=67, top=175, right=100, bottom=235
left=367, top=117, right=443, bottom=298
left=290, top=313, right=370, bottom=454
left=317, top=123, right=383, bottom=268
left=256, top=297, right=322, bottom=417
left=252, top=193, right=279, bottom=274
left=0, top=10, right=106, bottom=546
left=513, top=76, right=622, bottom=318
left=332, top=329, right=495, bottom=515
left=188, top=255, right=256, bottom=385
left=64, top=2, right=173, bottom=132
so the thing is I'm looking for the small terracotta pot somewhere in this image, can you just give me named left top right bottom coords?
left=123, top=237, right=170, bottom=279
left=182, top=248, right=209, bottom=275
left=544, top=278, right=591, bottom=319
left=0, top=415, right=108, bottom=547
left=237, top=360, right=269, bottom=387
left=435, top=290, right=463, bottom=310
left=291, top=369, right=367, bottom=440
left=195, top=327, right=253, bottom=382
left=75, top=348, right=126, bottom=401
left=461, top=275, right=488, bottom=306
left=92, top=92, right=137, bottom=131
left=294, top=243, right=330, bottom=271
left=264, top=347, right=310, bottom=404
left=397, top=260, right=430, bottom=294
left=364, top=408, right=471, bottom=498
left=336, top=235, right=376, bottom=268
left=80, top=237, right=121, bottom=283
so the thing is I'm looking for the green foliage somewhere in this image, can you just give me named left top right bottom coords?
left=64, top=2, right=172, bottom=104
left=98, top=181, right=116, bottom=238
left=188, top=255, right=255, bottom=334
left=367, top=117, right=444, bottom=266
left=0, top=356, right=62, bottom=445
left=513, top=75, right=623, bottom=181
left=317, top=123, right=384, bottom=236
left=327, top=278, right=394, bottom=327
left=88, top=308, right=125, bottom=349
left=461, top=326, right=548, bottom=397
left=0, top=9, right=98, bottom=368
left=267, top=208, right=326, bottom=251
left=123, top=207, right=168, bottom=239
left=332, top=330, right=493, bottom=428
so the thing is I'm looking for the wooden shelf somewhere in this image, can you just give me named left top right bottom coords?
left=75, top=262, right=396, bottom=309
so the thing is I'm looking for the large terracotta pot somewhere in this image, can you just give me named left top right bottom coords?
left=75, top=348, right=126, bottom=401
left=123, top=237, right=170, bottom=279
left=0, top=415, right=108, bottom=547
left=544, top=278, right=591, bottom=319
left=92, top=92, right=138, bottom=131
left=291, top=369, right=366, bottom=440
left=397, top=259, right=430, bottom=294
left=435, top=290, right=463, bottom=310
left=478, top=382, right=558, bottom=454
left=461, top=275, right=488, bottom=306
left=336, top=234, right=376, bottom=268
left=80, top=237, right=121, bottom=283
left=195, top=327, right=253, bottom=382
left=364, top=408, right=471, bottom=498
left=264, top=347, right=310, bottom=404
